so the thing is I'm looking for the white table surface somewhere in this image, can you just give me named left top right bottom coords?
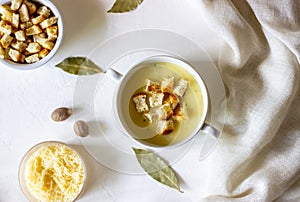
left=0, top=0, right=223, bottom=201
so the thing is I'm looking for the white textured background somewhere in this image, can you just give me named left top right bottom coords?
left=0, top=0, right=222, bottom=201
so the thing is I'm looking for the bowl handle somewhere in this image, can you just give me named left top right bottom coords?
left=105, top=68, right=123, bottom=82
left=201, top=123, right=220, bottom=139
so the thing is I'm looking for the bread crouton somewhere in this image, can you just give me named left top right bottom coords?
left=25, top=25, right=42, bottom=36
left=25, top=53, right=39, bottom=63
left=10, top=0, right=23, bottom=11
left=39, top=17, right=58, bottom=29
left=157, top=119, right=174, bottom=135
left=24, top=0, right=36, bottom=15
left=133, top=93, right=149, bottom=113
left=38, top=48, right=49, bottom=58
left=145, top=79, right=161, bottom=93
left=46, top=26, right=58, bottom=40
left=36, top=37, right=54, bottom=50
left=37, top=6, right=50, bottom=18
left=163, top=92, right=179, bottom=109
left=149, top=93, right=164, bottom=107
left=12, top=13, right=19, bottom=29
left=156, top=104, right=173, bottom=120
left=0, top=44, right=5, bottom=59
left=1, top=34, right=13, bottom=48
left=161, top=77, right=174, bottom=93
left=19, top=4, right=30, bottom=22
left=0, top=5, right=13, bottom=22
left=20, top=21, right=33, bottom=30
left=14, top=30, right=26, bottom=41
left=23, top=49, right=31, bottom=56
left=0, top=21, right=12, bottom=35
left=26, top=42, right=41, bottom=53
left=8, top=48, right=22, bottom=62
left=19, top=53, right=25, bottom=63
left=32, top=32, right=46, bottom=42
left=10, top=41, right=27, bottom=52
left=31, top=15, right=45, bottom=25
left=173, top=79, right=189, bottom=97
left=172, top=103, right=188, bottom=121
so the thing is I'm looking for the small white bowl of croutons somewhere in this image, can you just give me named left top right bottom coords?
left=0, top=0, right=63, bottom=70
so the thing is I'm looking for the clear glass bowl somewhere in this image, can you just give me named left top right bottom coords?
left=18, top=141, right=88, bottom=202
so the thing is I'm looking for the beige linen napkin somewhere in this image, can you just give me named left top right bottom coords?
left=198, top=0, right=300, bottom=201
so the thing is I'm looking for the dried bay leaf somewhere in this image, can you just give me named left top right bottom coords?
left=108, top=0, right=143, bottom=13
left=55, top=57, right=102, bottom=75
left=133, top=148, right=183, bottom=193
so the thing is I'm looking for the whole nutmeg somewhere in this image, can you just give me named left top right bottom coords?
left=51, top=107, right=72, bottom=122
left=73, top=120, right=89, bottom=137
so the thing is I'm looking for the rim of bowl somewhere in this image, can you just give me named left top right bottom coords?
left=115, top=55, right=209, bottom=150
left=18, top=141, right=87, bottom=202
left=0, top=0, right=64, bottom=70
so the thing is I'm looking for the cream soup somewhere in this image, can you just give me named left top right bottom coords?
left=124, top=62, right=204, bottom=146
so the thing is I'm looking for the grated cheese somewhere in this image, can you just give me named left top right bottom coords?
left=24, top=143, right=85, bottom=202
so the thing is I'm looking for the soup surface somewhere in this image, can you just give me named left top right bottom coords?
left=124, top=62, right=204, bottom=146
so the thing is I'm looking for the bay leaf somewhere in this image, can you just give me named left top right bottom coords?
left=108, top=0, right=143, bottom=13
left=133, top=148, right=183, bottom=193
left=55, top=57, right=102, bottom=75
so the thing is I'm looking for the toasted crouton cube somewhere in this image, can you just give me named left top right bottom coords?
left=172, top=103, right=188, bottom=121
left=2, top=4, right=12, bottom=12
left=39, top=17, right=58, bottom=29
left=12, top=13, right=19, bottom=29
left=133, top=93, right=149, bottom=113
left=10, top=0, right=23, bottom=11
left=25, top=53, right=39, bottom=63
left=0, top=45, right=5, bottom=58
left=0, top=21, right=12, bottom=35
left=14, top=30, right=25, bottom=41
left=3, top=47, right=10, bottom=59
left=8, top=48, right=22, bottom=62
left=0, top=5, right=13, bottom=22
left=156, top=104, right=173, bottom=120
left=145, top=80, right=161, bottom=93
left=46, top=26, right=58, bottom=40
left=32, top=33, right=46, bottom=42
left=163, top=92, right=179, bottom=109
left=10, top=41, right=27, bottom=52
left=173, top=79, right=189, bottom=97
left=23, top=49, right=31, bottom=56
left=144, top=108, right=158, bottom=123
left=149, top=93, right=164, bottom=107
left=157, top=119, right=174, bottom=135
left=19, top=54, right=25, bottom=63
left=31, top=15, right=45, bottom=25
left=24, top=0, right=36, bottom=15
left=26, top=42, right=41, bottom=53
left=37, top=38, right=54, bottom=50
left=25, top=25, right=42, bottom=35
left=1, top=34, right=13, bottom=48
left=38, top=48, right=49, bottom=58
left=19, top=4, right=30, bottom=22
left=20, top=21, right=33, bottom=30
left=161, top=77, right=174, bottom=93
left=37, top=6, right=50, bottom=18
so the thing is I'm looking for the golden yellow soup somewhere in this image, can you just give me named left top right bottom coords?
left=127, top=62, right=204, bottom=146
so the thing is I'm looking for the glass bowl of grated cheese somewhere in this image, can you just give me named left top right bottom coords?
left=18, top=141, right=87, bottom=202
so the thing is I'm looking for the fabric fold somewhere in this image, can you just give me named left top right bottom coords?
left=198, top=0, right=300, bottom=201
